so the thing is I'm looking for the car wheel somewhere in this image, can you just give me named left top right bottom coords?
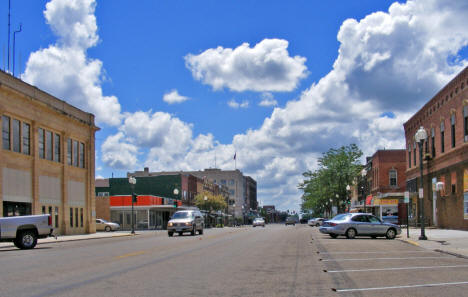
left=346, top=228, right=357, bottom=239
left=191, top=226, right=196, bottom=236
left=386, top=228, right=396, bottom=239
left=168, top=232, right=174, bottom=237
left=316, top=223, right=320, bottom=227
left=18, top=230, right=37, bottom=249
left=178, top=232, right=183, bottom=236
left=329, top=234, right=338, bottom=239
left=198, top=229, right=203, bottom=235
left=105, top=226, right=111, bottom=232
left=371, top=235, right=377, bottom=239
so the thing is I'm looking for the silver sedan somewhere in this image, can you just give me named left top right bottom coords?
left=319, top=213, right=401, bottom=239
left=252, top=217, right=265, bottom=227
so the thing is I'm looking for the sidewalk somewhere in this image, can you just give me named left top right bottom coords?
left=398, top=227, right=468, bottom=258
left=0, top=231, right=137, bottom=248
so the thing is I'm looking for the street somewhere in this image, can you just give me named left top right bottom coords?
left=1, top=225, right=468, bottom=297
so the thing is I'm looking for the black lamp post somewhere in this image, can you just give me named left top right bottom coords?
left=128, top=176, right=136, bottom=235
left=415, top=126, right=428, bottom=240
left=361, top=169, right=367, bottom=213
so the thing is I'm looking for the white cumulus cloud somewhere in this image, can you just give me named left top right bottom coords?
left=227, top=99, right=249, bottom=109
left=185, top=38, right=308, bottom=92
left=163, top=89, right=191, bottom=104
left=23, top=0, right=122, bottom=126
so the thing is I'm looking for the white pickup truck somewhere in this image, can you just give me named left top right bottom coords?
left=0, top=214, right=55, bottom=249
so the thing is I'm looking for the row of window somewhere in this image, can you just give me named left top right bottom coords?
left=408, top=106, right=468, bottom=168
left=70, top=207, right=84, bottom=228
left=2, top=115, right=86, bottom=168
left=370, top=168, right=398, bottom=189
left=407, top=77, right=467, bottom=132
left=2, top=115, right=30, bottom=154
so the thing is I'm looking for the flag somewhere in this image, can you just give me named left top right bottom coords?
left=233, top=152, right=236, bottom=160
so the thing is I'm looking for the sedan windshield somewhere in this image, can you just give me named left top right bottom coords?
left=172, top=212, right=190, bottom=219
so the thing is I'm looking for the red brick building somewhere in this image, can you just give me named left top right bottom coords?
left=364, top=150, right=406, bottom=219
left=404, top=66, right=468, bottom=230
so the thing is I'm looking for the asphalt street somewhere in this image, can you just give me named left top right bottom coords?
left=1, top=224, right=468, bottom=297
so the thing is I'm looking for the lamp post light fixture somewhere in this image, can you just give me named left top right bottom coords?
left=415, top=126, right=428, bottom=240
left=128, top=176, right=137, bottom=235
left=361, top=169, right=367, bottom=213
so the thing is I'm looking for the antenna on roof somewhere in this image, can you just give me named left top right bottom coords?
left=13, top=23, right=22, bottom=77
left=7, top=0, right=11, bottom=73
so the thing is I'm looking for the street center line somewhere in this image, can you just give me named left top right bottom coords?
left=116, top=250, right=146, bottom=259
left=333, top=281, right=468, bottom=292
left=321, top=256, right=450, bottom=262
left=327, top=264, right=468, bottom=273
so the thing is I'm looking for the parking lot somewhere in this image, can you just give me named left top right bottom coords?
left=310, top=227, right=468, bottom=296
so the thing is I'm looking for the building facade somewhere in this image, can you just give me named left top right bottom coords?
left=129, top=168, right=257, bottom=219
left=364, top=150, right=407, bottom=220
left=0, top=70, right=98, bottom=235
left=404, top=66, right=468, bottom=229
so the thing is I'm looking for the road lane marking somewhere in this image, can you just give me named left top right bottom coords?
left=325, top=264, right=468, bottom=273
left=318, top=250, right=431, bottom=255
left=321, top=256, right=451, bottom=262
left=116, top=250, right=147, bottom=259
left=333, top=281, right=468, bottom=292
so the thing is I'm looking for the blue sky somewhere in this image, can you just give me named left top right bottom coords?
left=2, top=0, right=467, bottom=212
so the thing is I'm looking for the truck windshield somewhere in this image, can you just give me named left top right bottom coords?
left=172, top=212, right=190, bottom=219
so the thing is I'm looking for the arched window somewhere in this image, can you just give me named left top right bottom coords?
left=389, top=169, right=397, bottom=187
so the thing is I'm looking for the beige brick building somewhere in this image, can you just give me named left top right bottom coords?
left=0, top=70, right=98, bottom=235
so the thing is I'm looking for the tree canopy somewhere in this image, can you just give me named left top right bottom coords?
left=194, top=191, right=227, bottom=212
left=299, top=144, right=363, bottom=216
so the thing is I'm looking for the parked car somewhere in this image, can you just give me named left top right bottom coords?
left=299, top=218, right=308, bottom=224
left=319, top=213, right=401, bottom=239
left=382, top=215, right=398, bottom=225
left=0, top=214, right=55, bottom=249
left=96, top=219, right=120, bottom=232
left=285, top=217, right=296, bottom=226
left=167, top=210, right=204, bottom=237
left=252, top=217, right=265, bottom=227
left=308, top=218, right=325, bottom=227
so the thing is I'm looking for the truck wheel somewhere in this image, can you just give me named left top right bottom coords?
left=18, top=230, right=37, bottom=249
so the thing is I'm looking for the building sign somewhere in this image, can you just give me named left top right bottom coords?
left=464, top=193, right=468, bottom=220
left=373, top=198, right=399, bottom=206
left=464, top=169, right=468, bottom=193
left=465, top=169, right=468, bottom=220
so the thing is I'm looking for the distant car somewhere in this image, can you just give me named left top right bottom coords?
left=285, top=217, right=296, bottom=226
left=252, top=217, right=265, bottom=227
left=308, top=218, right=325, bottom=227
left=96, top=219, right=120, bottom=232
left=299, top=218, right=308, bottom=224
left=167, top=210, right=204, bottom=237
left=319, top=213, right=401, bottom=239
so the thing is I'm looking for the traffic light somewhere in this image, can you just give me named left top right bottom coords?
left=173, top=200, right=178, bottom=208
left=132, top=193, right=137, bottom=203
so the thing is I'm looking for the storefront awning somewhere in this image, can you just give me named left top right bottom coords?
left=365, top=195, right=373, bottom=206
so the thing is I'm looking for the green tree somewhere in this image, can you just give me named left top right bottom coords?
left=299, top=144, right=363, bottom=215
left=194, top=191, right=227, bottom=212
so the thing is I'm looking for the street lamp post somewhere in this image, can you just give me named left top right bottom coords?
left=361, top=169, right=367, bottom=213
left=346, top=184, right=351, bottom=212
left=415, top=126, right=428, bottom=240
left=128, top=176, right=136, bottom=235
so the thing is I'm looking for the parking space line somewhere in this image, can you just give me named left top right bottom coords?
left=325, top=264, right=468, bottom=273
left=318, top=250, right=431, bottom=255
left=321, top=256, right=450, bottom=262
left=333, top=281, right=468, bottom=292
